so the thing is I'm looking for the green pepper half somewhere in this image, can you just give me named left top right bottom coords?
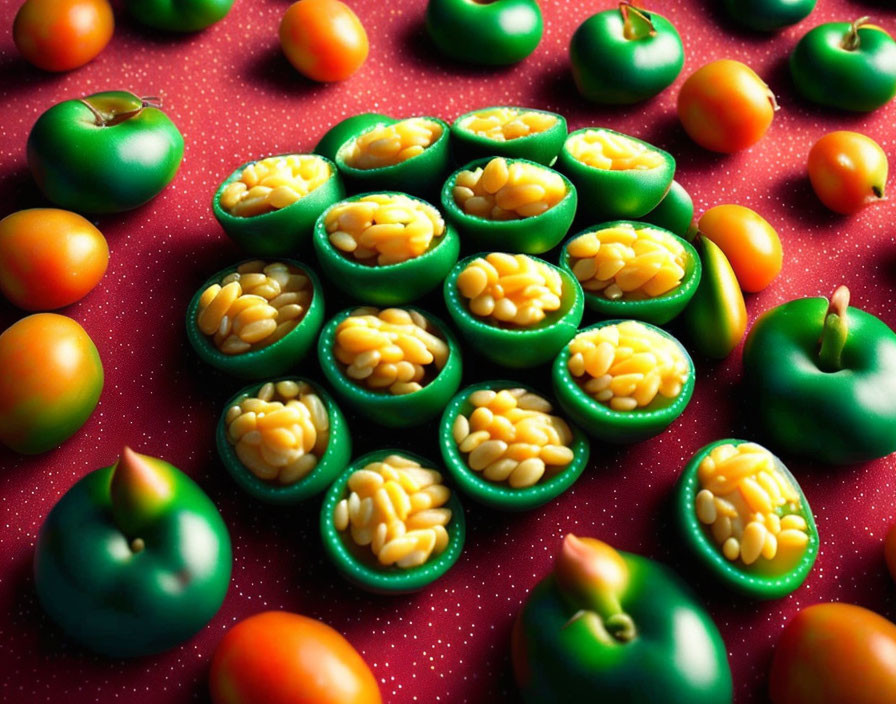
left=743, top=286, right=896, bottom=463
left=512, top=535, right=733, bottom=703
left=34, top=448, right=231, bottom=657
left=450, top=106, right=567, bottom=166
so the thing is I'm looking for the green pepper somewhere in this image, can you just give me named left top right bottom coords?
left=743, top=286, right=896, bottom=464
left=512, top=535, right=733, bottom=703
left=641, top=180, right=694, bottom=239
left=124, top=0, right=233, bottom=32
left=676, top=439, right=819, bottom=599
left=425, top=0, right=543, bottom=66
left=723, top=0, right=816, bottom=32
left=790, top=18, right=896, bottom=112
left=34, top=448, right=231, bottom=657
left=682, top=237, right=747, bottom=359
left=27, top=91, right=184, bottom=213
left=556, top=128, right=675, bottom=222
left=449, top=107, right=567, bottom=167
left=314, top=113, right=392, bottom=163
left=570, top=3, right=684, bottom=104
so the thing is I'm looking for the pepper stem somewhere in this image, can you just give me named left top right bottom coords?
left=78, top=96, right=160, bottom=127
left=841, top=16, right=870, bottom=51
left=818, top=285, right=850, bottom=372
left=619, top=2, right=656, bottom=40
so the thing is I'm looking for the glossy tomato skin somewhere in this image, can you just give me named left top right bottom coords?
left=0, top=209, right=109, bottom=311
left=808, top=131, right=888, bottom=214
left=698, top=204, right=782, bottom=292
left=0, top=314, right=103, bottom=454
left=210, top=611, right=382, bottom=704
left=279, top=0, right=368, bottom=82
left=13, top=0, right=113, bottom=72
left=678, top=59, right=776, bottom=153
left=770, top=603, right=896, bottom=704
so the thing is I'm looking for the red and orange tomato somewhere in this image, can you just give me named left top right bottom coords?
left=279, top=0, right=369, bottom=83
left=808, top=131, right=888, bottom=215
left=13, top=0, right=114, bottom=72
left=0, top=314, right=103, bottom=455
left=770, top=602, right=896, bottom=704
left=677, top=59, right=776, bottom=153
left=209, top=611, right=382, bottom=704
left=697, top=204, right=782, bottom=292
left=0, top=209, right=109, bottom=311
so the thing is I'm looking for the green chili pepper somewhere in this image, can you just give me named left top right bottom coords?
left=512, top=535, right=733, bottom=703
left=34, top=448, right=232, bottom=657
left=570, top=3, right=684, bottom=104
left=124, top=0, right=233, bottom=32
left=641, top=180, right=694, bottom=239
left=790, top=18, right=896, bottom=112
left=743, top=286, right=896, bottom=464
left=425, top=0, right=543, bottom=66
left=682, top=237, right=747, bottom=359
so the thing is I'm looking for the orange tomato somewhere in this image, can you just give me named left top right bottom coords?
left=13, top=0, right=114, bottom=72
left=886, top=520, right=896, bottom=583
left=209, top=611, right=382, bottom=704
left=697, top=204, right=782, bottom=292
left=279, top=0, right=369, bottom=82
left=677, top=59, right=776, bottom=153
left=770, top=602, right=896, bottom=704
left=808, top=131, right=888, bottom=215
left=0, top=209, right=109, bottom=311
left=0, top=313, right=103, bottom=454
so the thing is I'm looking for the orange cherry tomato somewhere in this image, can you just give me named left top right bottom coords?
left=0, top=209, right=109, bottom=311
left=697, top=204, right=782, bottom=292
left=279, top=0, right=369, bottom=83
left=0, top=313, right=103, bottom=454
left=808, top=131, right=888, bottom=215
left=886, top=520, right=896, bottom=583
left=770, top=602, right=896, bottom=704
left=677, top=59, right=777, bottom=153
left=209, top=611, right=382, bottom=704
left=13, top=0, right=114, bottom=72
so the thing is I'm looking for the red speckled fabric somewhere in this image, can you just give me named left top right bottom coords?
left=2, top=1, right=896, bottom=702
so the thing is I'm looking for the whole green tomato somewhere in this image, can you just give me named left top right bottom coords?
left=34, top=447, right=232, bottom=656
left=425, top=0, right=543, bottom=66
left=723, top=0, right=816, bottom=32
left=570, top=3, right=684, bottom=104
left=124, top=0, right=233, bottom=32
left=27, top=91, right=184, bottom=213
left=790, top=18, right=896, bottom=112
left=0, top=313, right=103, bottom=454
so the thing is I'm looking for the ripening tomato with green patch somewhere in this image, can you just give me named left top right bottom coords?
left=13, top=0, right=114, bottom=72
left=0, top=209, right=109, bottom=311
left=808, top=131, right=888, bottom=214
left=0, top=313, right=103, bottom=455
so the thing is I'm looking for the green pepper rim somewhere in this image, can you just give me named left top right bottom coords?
left=319, top=448, right=466, bottom=594
left=185, top=258, right=325, bottom=380
left=439, top=157, right=578, bottom=254
left=551, top=319, right=695, bottom=443
left=215, top=377, right=352, bottom=505
left=556, top=127, right=675, bottom=221
left=449, top=106, right=568, bottom=166
left=675, top=438, right=819, bottom=599
left=334, top=117, right=451, bottom=197
left=312, top=191, right=460, bottom=305
left=443, top=253, right=584, bottom=368
left=558, top=220, right=702, bottom=325
left=437, top=380, right=590, bottom=511
left=317, top=306, right=463, bottom=427
left=211, top=154, right=345, bottom=257
left=314, top=113, right=394, bottom=163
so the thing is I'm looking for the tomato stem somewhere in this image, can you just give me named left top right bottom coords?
left=619, top=2, right=656, bottom=40
left=130, top=538, right=145, bottom=554
left=818, top=285, right=850, bottom=372
left=841, top=16, right=870, bottom=51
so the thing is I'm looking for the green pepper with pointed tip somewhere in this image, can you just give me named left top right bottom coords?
left=34, top=447, right=231, bottom=657
left=512, top=535, right=732, bottom=703
left=743, top=286, right=896, bottom=464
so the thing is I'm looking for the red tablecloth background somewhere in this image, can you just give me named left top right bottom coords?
left=2, top=1, right=896, bottom=702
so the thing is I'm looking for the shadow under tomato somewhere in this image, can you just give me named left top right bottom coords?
left=399, top=18, right=521, bottom=78
left=244, top=45, right=332, bottom=96
left=772, top=172, right=850, bottom=230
